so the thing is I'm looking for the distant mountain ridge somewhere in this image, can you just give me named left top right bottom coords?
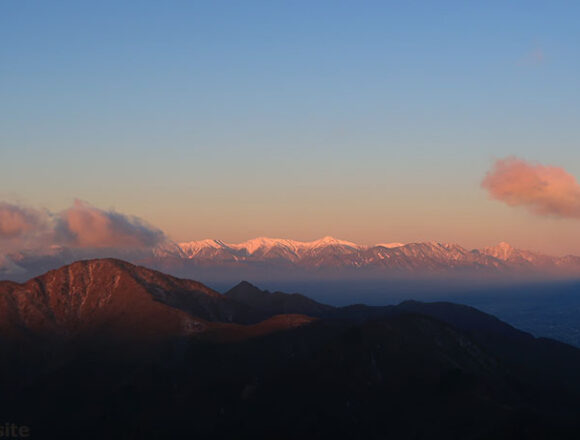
left=159, top=236, right=580, bottom=276
left=2, top=236, right=580, bottom=282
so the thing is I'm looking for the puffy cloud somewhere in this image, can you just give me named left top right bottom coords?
left=55, top=200, right=165, bottom=248
left=482, top=157, right=580, bottom=218
left=0, top=200, right=167, bottom=280
left=0, top=199, right=165, bottom=252
left=0, top=203, right=44, bottom=239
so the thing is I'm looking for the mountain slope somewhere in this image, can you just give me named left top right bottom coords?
left=1, top=261, right=580, bottom=438
left=397, top=300, right=580, bottom=404
left=0, top=259, right=220, bottom=342
left=225, top=280, right=335, bottom=317
left=0, top=259, right=311, bottom=344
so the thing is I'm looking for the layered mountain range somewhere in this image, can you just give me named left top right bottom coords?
left=169, top=236, right=576, bottom=267
left=2, top=259, right=580, bottom=439
left=2, top=236, right=580, bottom=283
left=158, top=237, right=580, bottom=281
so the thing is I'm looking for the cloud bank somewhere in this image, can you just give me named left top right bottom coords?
left=0, top=203, right=44, bottom=239
left=0, top=200, right=165, bottom=252
left=56, top=200, right=164, bottom=248
left=482, top=157, right=580, bottom=219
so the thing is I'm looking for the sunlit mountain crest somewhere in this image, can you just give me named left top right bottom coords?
left=160, top=238, right=580, bottom=277
left=179, top=236, right=362, bottom=257
left=4, top=237, right=580, bottom=282
left=375, top=242, right=405, bottom=249
left=178, top=237, right=517, bottom=258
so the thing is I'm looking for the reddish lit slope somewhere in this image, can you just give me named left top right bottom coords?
left=0, top=259, right=215, bottom=341
left=0, top=259, right=315, bottom=344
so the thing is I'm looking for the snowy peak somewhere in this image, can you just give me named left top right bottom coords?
left=229, top=237, right=302, bottom=254
left=376, top=242, right=405, bottom=249
left=481, top=242, right=516, bottom=260
left=305, top=236, right=360, bottom=250
left=234, top=236, right=362, bottom=252
left=180, top=239, right=230, bottom=252
left=178, top=236, right=362, bottom=258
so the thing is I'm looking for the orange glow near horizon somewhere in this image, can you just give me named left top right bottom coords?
left=4, top=156, right=580, bottom=257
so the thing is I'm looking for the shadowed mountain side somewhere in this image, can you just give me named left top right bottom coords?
left=224, top=280, right=401, bottom=322
left=225, top=280, right=335, bottom=317
left=196, top=314, right=318, bottom=343
left=223, top=281, right=580, bottom=413
left=2, top=260, right=580, bottom=438
left=3, top=313, right=580, bottom=439
left=397, top=301, right=580, bottom=407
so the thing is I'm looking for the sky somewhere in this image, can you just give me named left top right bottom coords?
left=1, top=1, right=580, bottom=255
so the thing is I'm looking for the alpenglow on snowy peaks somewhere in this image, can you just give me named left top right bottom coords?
left=3, top=236, right=580, bottom=282
left=179, top=236, right=362, bottom=257
left=157, top=237, right=580, bottom=276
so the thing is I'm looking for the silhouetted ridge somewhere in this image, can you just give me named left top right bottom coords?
left=225, top=280, right=334, bottom=317
left=397, top=299, right=580, bottom=402
left=2, top=260, right=580, bottom=438
left=235, top=280, right=258, bottom=288
left=397, top=300, right=523, bottom=335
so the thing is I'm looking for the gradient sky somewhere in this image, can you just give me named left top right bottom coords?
left=1, top=1, right=580, bottom=255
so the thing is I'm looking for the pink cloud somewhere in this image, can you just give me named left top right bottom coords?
left=55, top=200, right=164, bottom=248
left=482, top=157, right=580, bottom=218
left=0, top=203, right=43, bottom=239
left=0, top=200, right=165, bottom=252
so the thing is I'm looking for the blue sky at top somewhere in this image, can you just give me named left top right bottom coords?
left=1, top=1, right=579, bottom=252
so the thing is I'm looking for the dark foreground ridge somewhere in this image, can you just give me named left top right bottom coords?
left=1, top=259, right=580, bottom=439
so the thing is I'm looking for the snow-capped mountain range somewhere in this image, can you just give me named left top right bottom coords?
left=175, top=236, right=362, bottom=260
left=155, top=237, right=580, bottom=276
left=2, top=236, right=580, bottom=282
